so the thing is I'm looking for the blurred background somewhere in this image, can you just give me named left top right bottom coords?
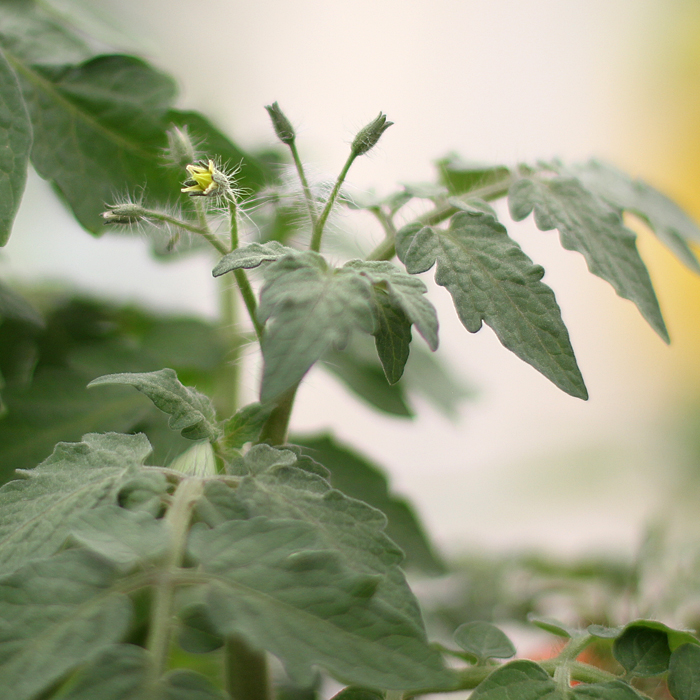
left=3, top=0, right=700, bottom=577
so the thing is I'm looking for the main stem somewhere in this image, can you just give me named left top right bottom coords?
left=146, top=479, right=203, bottom=689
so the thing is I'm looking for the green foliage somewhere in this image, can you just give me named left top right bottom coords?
left=2, top=4, right=700, bottom=698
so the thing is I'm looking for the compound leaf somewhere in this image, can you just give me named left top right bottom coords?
left=89, top=368, right=222, bottom=442
left=189, top=516, right=452, bottom=690
left=573, top=159, right=700, bottom=272
left=508, top=175, right=668, bottom=342
left=258, top=252, right=375, bottom=402
left=396, top=211, right=587, bottom=399
left=0, top=548, right=132, bottom=700
left=0, top=47, right=31, bottom=246
left=0, top=432, right=151, bottom=576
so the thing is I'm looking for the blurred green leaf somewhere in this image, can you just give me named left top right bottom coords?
left=0, top=47, right=31, bottom=246
left=527, top=615, right=576, bottom=638
left=0, top=281, right=43, bottom=326
left=13, top=53, right=182, bottom=232
left=437, top=155, right=511, bottom=196
left=509, top=174, right=668, bottom=342
left=453, top=621, right=516, bottom=660
left=573, top=159, right=700, bottom=272
left=469, top=660, right=557, bottom=700
left=396, top=212, right=587, bottom=399
left=668, top=643, right=700, bottom=700
left=292, top=433, right=445, bottom=574
left=0, top=548, right=132, bottom=700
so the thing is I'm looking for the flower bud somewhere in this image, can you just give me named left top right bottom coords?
left=265, top=102, right=296, bottom=145
left=102, top=202, right=146, bottom=225
left=351, top=112, right=393, bottom=156
left=166, top=125, right=197, bottom=169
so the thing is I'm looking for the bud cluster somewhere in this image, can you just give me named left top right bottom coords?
left=265, top=102, right=296, bottom=145
left=101, top=202, right=147, bottom=225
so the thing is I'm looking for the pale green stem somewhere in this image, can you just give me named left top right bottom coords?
left=310, top=151, right=357, bottom=252
left=257, top=384, right=298, bottom=446
left=289, top=141, right=319, bottom=227
left=225, top=634, right=272, bottom=700
left=227, top=199, right=264, bottom=342
left=139, top=206, right=229, bottom=255
left=366, top=208, right=398, bottom=261
left=217, top=276, right=241, bottom=420
left=146, top=479, right=203, bottom=689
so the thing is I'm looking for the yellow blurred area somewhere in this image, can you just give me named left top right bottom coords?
left=623, top=2, right=700, bottom=394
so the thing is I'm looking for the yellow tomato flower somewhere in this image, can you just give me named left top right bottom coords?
left=181, top=159, right=228, bottom=196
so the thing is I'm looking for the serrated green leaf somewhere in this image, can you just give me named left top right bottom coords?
left=436, top=155, right=511, bottom=196
left=527, top=615, right=576, bottom=638
left=0, top=432, right=151, bottom=575
left=573, top=681, right=648, bottom=700
left=89, top=369, right=222, bottom=442
left=218, top=444, right=425, bottom=623
left=396, top=212, right=587, bottom=399
left=213, top=241, right=295, bottom=276
left=321, top=338, right=413, bottom=417
left=222, top=402, right=272, bottom=449
left=573, top=159, right=700, bottom=272
left=56, top=644, right=150, bottom=700
left=669, top=643, right=700, bottom=700
left=0, top=47, right=31, bottom=246
left=7, top=52, right=182, bottom=232
left=70, top=504, right=168, bottom=569
left=0, top=548, right=132, bottom=700
left=469, top=660, right=558, bottom=700
left=508, top=175, right=668, bottom=342
left=258, top=252, right=375, bottom=402
left=189, top=516, right=452, bottom=690
left=292, top=434, right=444, bottom=574
left=453, top=621, right=516, bottom=660
left=613, top=624, right=671, bottom=676
left=344, top=259, right=439, bottom=351
left=370, top=286, right=413, bottom=383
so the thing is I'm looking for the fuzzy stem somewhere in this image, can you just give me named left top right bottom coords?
left=289, top=141, right=319, bottom=227
left=310, top=151, right=357, bottom=252
left=225, top=635, right=272, bottom=700
left=140, top=207, right=228, bottom=255
left=146, top=479, right=203, bottom=690
left=217, top=276, right=241, bottom=420
left=257, top=384, right=298, bottom=446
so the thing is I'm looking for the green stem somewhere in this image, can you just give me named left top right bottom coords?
left=257, top=384, right=298, bottom=446
left=289, top=141, right=319, bottom=227
left=217, top=276, right=241, bottom=419
left=146, top=479, right=203, bottom=689
left=141, top=207, right=228, bottom=255
left=229, top=199, right=240, bottom=250
left=417, top=178, right=513, bottom=228
left=310, top=151, right=357, bottom=252
left=556, top=634, right=594, bottom=663
left=225, top=634, right=272, bottom=700
left=366, top=208, right=398, bottom=261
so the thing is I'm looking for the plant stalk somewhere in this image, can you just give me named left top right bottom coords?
left=225, top=634, right=272, bottom=700
left=289, top=141, right=319, bottom=227
left=257, top=384, right=298, bottom=446
left=146, top=478, right=203, bottom=689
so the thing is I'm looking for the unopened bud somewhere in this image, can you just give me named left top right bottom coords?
left=102, top=202, right=146, bottom=225
left=166, top=125, right=197, bottom=168
left=265, top=102, right=296, bottom=145
left=351, top=112, right=393, bottom=156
